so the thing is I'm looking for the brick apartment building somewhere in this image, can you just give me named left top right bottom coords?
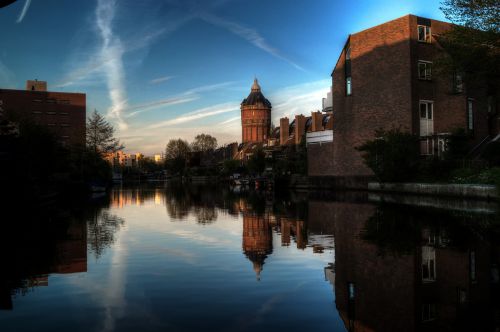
left=328, top=15, right=498, bottom=181
left=0, top=80, right=86, bottom=146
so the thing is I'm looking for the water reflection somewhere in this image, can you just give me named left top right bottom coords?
left=0, top=185, right=499, bottom=332
left=327, top=196, right=500, bottom=332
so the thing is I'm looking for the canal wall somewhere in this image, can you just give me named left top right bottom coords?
left=367, top=182, right=498, bottom=200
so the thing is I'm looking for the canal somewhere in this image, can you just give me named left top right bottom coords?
left=0, top=184, right=499, bottom=332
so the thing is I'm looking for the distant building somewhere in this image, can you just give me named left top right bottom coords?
left=0, top=80, right=86, bottom=146
left=154, top=154, right=163, bottom=163
left=241, top=78, right=272, bottom=144
left=105, top=151, right=143, bottom=168
left=329, top=15, right=498, bottom=181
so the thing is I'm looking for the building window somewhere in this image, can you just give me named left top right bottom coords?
left=418, top=61, right=432, bottom=80
left=346, top=77, right=352, bottom=96
left=57, top=99, right=70, bottom=105
left=60, top=123, right=69, bottom=127
left=470, top=250, right=476, bottom=282
left=457, top=288, right=467, bottom=304
left=422, top=246, right=436, bottom=282
left=47, top=123, right=56, bottom=126
left=422, top=303, right=436, bottom=322
left=32, top=99, right=42, bottom=103
left=467, top=98, right=474, bottom=131
left=32, top=111, right=42, bottom=114
left=345, top=45, right=351, bottom=60
left=46, top=111, right=56, bottom=115
left=46, top=99, right=56, bottom=104
left=418, top=25, right=431, bottom=43
left=59, top=112, right=69, bottom=115
left=453, top=71, right=464, bottom=93
left=347, top=282, right=355, bottom=300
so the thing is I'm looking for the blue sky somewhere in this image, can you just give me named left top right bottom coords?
left=0, top=0, right=447, bottom=154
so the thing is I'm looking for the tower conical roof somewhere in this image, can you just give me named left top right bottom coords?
left=241, top=78, right=271, bottom=108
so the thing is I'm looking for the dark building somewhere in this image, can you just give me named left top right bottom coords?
left=0, top=80, right=86, bottom=146
left=329, top=15, right=498, bottom=180
left=241, top=78, right=272, bottom=144
left=318, top=198, right=500, bottom=332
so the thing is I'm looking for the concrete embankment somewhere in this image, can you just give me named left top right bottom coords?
left=368, top=182, right=498, bottom=200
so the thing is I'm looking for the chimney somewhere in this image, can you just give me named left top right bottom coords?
left=311, top=111, right=323, bottom=132
left=279, top=117, right=289, bottom=145
left=294, top=115, right=307, bottom=145
left=26, top=80, right=47, bottom=91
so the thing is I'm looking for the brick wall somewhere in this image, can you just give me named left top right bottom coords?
left=0, top=89, right=86, bottom=147
left=332, top=15, right=413, bottom=177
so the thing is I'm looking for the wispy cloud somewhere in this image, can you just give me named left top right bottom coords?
left=269, top=79, right=330, bottom=121
left=149, top=75, right=174, bottom=84
left=219, top=116, right=240, bottom=126
left=125, top=96, right=198, bottom=118
left=96, top=0, right=128, bottom=130
left=148, top=102, right=239, bottom=129
left=16, top=0, right=31, bottom=23
left=0, top=60, right=15, bottom=88
left=199, top=12, right=305, bottom=72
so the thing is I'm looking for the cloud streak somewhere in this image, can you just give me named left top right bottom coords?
left=16, top=0, right=31, bottom=23
left=148, top=102, right=239, bottom=129
left=149, top=75, right=174, bottom=84
left=125, top=96, right=198, bottom=118
left=199, top=12, right=305, bottom=72
left=96, top=0, right=128, bottom=130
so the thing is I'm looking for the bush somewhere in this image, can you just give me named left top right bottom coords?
left=451, top=167, right=500, bottom=187
left=482, top=141, right=500, bottom=166
left=357, top=128, right=420, bottom=182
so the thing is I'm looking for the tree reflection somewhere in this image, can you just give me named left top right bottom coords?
left=87, top=210, right=125, bottom=259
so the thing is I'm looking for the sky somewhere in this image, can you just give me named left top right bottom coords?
left=0, top=0, right=448, bottom=154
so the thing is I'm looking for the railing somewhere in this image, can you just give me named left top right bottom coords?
left=306, top=130, right=333, bottom=145
left=419, top=133, right=450, bottom=157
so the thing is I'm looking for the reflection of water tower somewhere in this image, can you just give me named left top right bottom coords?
left=242, top=213, right=273, bottom=280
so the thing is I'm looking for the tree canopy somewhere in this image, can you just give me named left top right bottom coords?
left=191, top=133, right=217, bottom=152
left=86, top=110, right=124, bottom=155
left=439, top=0, right=500, bottom=92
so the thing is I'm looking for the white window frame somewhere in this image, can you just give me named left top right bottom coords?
left=454, top=71, right=464, bottom=93
left=467, top=98, right=474, bottom=131
left=346, top=76, right=352, bottom=96
left=422, top=245, right=436, bottom=282
left=418, top=25, right=432, bottom=43
left=418, top=60, right=432, bottom=80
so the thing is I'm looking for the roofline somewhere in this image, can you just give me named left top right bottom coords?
left=0, top=88, right=86, bottom=96
left=331, top=14, right=453, bottom=76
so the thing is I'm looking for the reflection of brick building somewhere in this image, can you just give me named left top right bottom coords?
left=0, top=80, right=86, bottom=146
left=280, top=218, right=307, bottom=250
left=242, top=213, right=273, bottom=279
left=328, top=200, right=498, bottom=332
left=329, top=15, right=498, bottom=180
left=1, top=219, right=87, bottom=310
left=241, top=79, right=271, bottom=144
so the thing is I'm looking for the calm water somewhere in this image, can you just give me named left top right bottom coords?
left=1, top=184, right=499, bottom=332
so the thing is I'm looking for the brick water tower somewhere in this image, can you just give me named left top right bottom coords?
left=241, top=78, right=272, bottom=143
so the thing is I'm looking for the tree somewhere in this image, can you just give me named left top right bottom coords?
left=247, top=147, right=266, bottom=175
left=86, top=110, right=124, bottom=155
left=356, top=128, right=420, bottom=182
left=191, top=133, right=217, bottom=152
left=438, top=1, right=499, bottom=93
left=165, top=139, right=190, bottom=175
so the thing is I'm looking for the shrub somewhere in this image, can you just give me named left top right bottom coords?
left=357, top=128, right=420, bottom=182
left=482, top=141, right=500, bottom=166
